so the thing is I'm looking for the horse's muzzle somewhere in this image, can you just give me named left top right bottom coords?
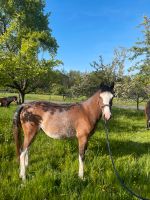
left=103, top=113, right=112, bottom=121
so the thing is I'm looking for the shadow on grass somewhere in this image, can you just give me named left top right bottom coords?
left=112, top=107, right=145, bottom=121
left=89, top=137, right=150, bottom=158
left=29, top=136, right=150, bottom=171
left=108, top=119, right=146, bottom=133
left=96, top=107, right=146, bottom=133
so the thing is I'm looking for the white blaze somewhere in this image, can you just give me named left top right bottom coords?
left=100, top=92, right=113, bottom=120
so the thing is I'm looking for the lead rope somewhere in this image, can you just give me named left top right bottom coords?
left=104, top=120, right=150, bottom=200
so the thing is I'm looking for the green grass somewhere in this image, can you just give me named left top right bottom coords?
left=0, top=105, right=150, bottom=200
left=0, top=92, right=147, bottom=107
left=0, top=93, right=86, bottom=103
left=113, top=98, right=146, bottom=107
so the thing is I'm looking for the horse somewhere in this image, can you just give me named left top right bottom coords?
left=145, top=101, right=150, bottom=129
left=0, top=96, right=18, bottom=107
left=13, top=83, right=114, bottom=181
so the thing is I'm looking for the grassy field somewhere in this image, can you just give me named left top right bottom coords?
left=0, top=104, right=150, bottom=200
left=0, top=93, right=86, bottom=103
left=0, top=92, right=147, bottom=107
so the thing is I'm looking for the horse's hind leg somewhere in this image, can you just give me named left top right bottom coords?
left=77, top=135, right=88, bottom=179
left=20, top=123, right=38, bottom=181
left=20, top=148, right=28, bottom=173
left=20, top=148, right=28, bottom=180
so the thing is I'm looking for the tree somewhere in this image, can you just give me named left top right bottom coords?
left=0, top=0, right=60, bottom=103
left=86, top=47, right=127, bottom=96
left=114, top=75, right=131, bottom=98
left=128, top=16, right=150, bottom=109
left=125, top=75, right=148, bottom=110
left=130, top=16, right=150, bottom=87
left=91, top=47, right=127, bottom=81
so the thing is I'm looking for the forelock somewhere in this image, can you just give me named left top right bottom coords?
left=100, top=85, right=113, bottom=94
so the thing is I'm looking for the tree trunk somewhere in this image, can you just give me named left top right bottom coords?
left=136, top=95, right=139, bottom=110
left=18, top=91, right=25, bottom=104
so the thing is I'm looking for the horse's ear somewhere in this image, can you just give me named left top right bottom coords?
left=110, top=82, right=114, bottom=89
left=100, top=82, right=104, bottom=88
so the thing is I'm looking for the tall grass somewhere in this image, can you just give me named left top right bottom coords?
left=0, top=105, right=150, bottom=200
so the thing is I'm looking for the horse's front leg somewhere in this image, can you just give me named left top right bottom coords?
left=78, top=135, right=88, bottom=179
left=25, top=150, right=29, bottom=167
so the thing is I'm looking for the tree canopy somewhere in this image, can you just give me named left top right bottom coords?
left=127, top=16, right=150, bottom=108
left=130, top=16, right=150, bottom=85
left=0, top=0, right=61, bottom=103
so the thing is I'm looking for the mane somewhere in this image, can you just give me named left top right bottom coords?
left=99, top=83, right=114, bottom=93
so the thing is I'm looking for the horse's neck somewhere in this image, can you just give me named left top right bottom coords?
left=82, top=91, right=101, bottom=123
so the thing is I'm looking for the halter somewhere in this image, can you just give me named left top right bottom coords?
left=101, top=104, right=110, bottom=109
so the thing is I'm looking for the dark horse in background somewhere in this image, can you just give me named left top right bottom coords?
left=145, top=101, right=150, bottom=129
left=0, top=96, right=18, bottom=107
left=13, top=83, right=114, bottom=181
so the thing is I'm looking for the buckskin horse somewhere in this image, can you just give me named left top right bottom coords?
left=13, top=83, right=114, bottom=181
left=145, top=101, right=150, bottom=129
left=0, top=96, right=18, bottom=107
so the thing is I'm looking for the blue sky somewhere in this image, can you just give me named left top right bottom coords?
left=44, top=0, right=150, bottom=72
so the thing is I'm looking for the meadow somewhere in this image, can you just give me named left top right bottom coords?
left=0, top=92, right=146, bottom=106
left=0, top=100, right=150, bottom=200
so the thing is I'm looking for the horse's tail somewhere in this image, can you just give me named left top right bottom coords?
left=13, top=104, right=24, bottom=162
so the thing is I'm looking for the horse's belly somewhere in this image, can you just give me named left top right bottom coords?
left=43, top=131, right=65, bottom=139
left=40, top=120, right=76, bottom=139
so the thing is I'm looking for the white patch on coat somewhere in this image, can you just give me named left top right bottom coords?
left=100, top=92, right=113, bottom=120
left=78, top=155, right=84, bottom=179
left=25, top=150, right=28, bottom=167
left=20, top=148, right=28, bottom=181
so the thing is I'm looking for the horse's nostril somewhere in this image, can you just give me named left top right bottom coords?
left=104, top=114, right=111, bottom=121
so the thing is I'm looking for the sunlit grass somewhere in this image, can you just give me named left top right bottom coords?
left=0, top=105, right=150, bottom=200
left=0, top=92, right=147, bottom=107
left=113, top=97, right=146, bottom=107
left=0, top=93, right=86, bottom=103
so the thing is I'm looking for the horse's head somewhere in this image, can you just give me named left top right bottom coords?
left=99, top=82, right=114, bottom=121
left=13, top=96, right=18, bottom=104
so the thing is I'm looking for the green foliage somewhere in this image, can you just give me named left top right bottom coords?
left=90, top=48, right=127, bottom=84
left=0, top=105, right=150, bottom=200
left=111, top=16, right=150, bottom=109
left=77, top=48, right=127, bottom=96
left=49, top=48, right=128, bottom=98
left=0, top=0, right=60, bottom=103
left=115, top=75, right=149, bottom=110
left=130, top=16, right=150, bottom=86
